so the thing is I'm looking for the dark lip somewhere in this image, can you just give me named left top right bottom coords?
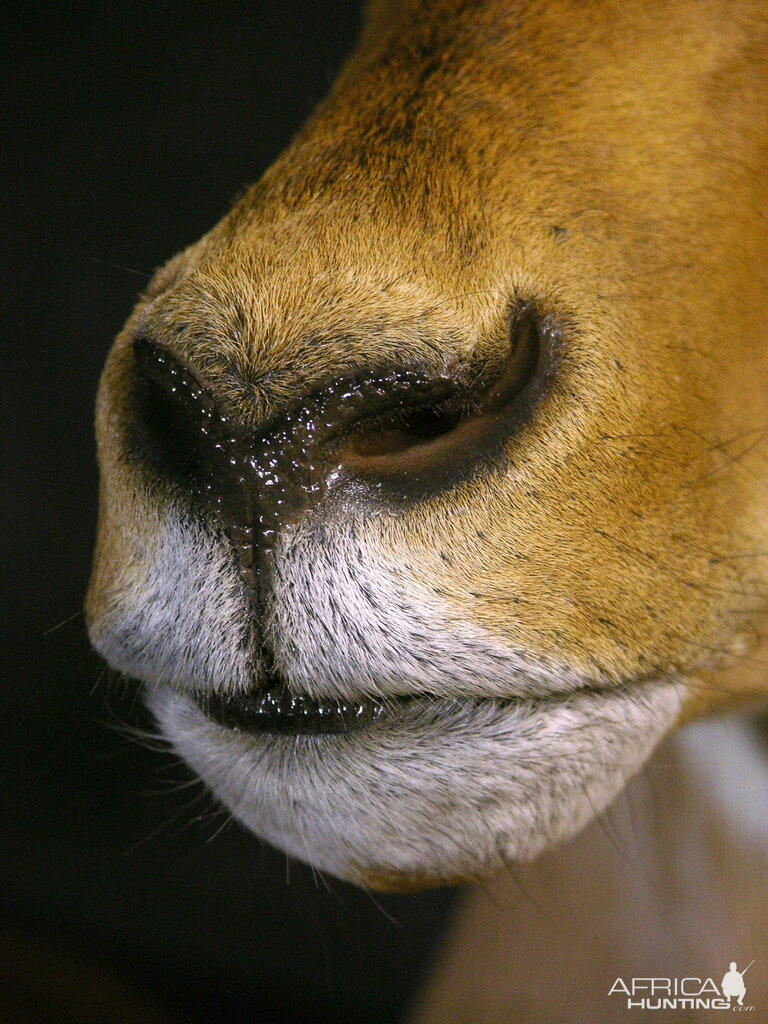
left=193, top=682, right=553, bottom=737
left=191, top=675, right=652, bottom=737
left=195, top=683, right=394, bottom=735
left=183, top=671, right=659, bottom=737
left=193, top=683, right=516, bottom=736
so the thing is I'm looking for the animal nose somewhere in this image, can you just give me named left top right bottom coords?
left=132, top=335, right=264, bottom=594
left=131, top=307, right=541, bottom=604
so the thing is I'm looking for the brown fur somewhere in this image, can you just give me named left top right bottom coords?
left=90, top=0, right=768, bottom=721
left=85, top=4, right=768, bottom=1016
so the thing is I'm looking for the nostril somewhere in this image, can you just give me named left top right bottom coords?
left=348, top=400, right=465, bottom=458
left=133, top=333, right=181, bottom=391
left=341, top=304, right=541, bottom=477
left=131, top=334, right=224, bottom=489
left=131, top=334, right=261, bottom=590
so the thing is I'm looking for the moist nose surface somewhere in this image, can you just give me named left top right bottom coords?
left=132, top=336, right=458, bottom=610
left=133, top=336, right=329, bottom=609
left=131, top=306, right=541, bottom=614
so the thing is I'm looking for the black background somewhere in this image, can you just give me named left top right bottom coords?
left=3, top=5, right=455, bottom=1022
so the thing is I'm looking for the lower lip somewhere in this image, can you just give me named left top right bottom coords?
left=195, top=684, right=393, bottom=735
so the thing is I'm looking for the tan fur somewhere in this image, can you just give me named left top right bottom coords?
left=88, top=0, right=768, bottom=895
left=409, top=725, right=768, bottom=1022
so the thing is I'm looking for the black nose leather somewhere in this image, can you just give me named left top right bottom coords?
left=131, top=307, right=541, bottom=609
left=132, top=335, right=458, bottom=603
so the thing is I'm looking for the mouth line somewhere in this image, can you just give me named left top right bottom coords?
left=192, top=676, right=640, bottom=737
left=196, top=683, right=393, bottom=735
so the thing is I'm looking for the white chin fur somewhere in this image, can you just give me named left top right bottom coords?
left=92, top=504, right=683, bottom=882
left=267, top=519, right=593, bottom=703
left=88, top=509, right=258, bottom=695
left=147, top=679, right=682, bottom=884
left=91, top=501, right=597, bottom=704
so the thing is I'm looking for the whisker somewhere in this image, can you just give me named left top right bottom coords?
left=89, top=255, right=152, bottom=278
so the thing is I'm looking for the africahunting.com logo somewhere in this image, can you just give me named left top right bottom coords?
left=608, top=960, right=756, bottom=1012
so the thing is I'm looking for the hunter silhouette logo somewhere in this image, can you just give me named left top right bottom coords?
left=608, top=960, right=757, bottom=1012
left=722, top=962, right=754, bottom=1006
